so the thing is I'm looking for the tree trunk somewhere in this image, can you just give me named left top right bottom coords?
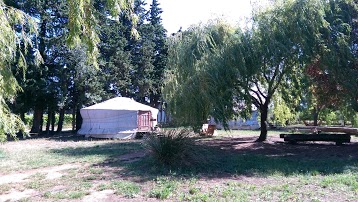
left=30, top=107, right=44, bottom=134
left=72, top=106, right=76, bottom=131
left=313, top=107, right=320, bottom=126
left=45, top=110, right=52, bottom=134
left=57, top=108, right=65, bottom=133
left=257, top=104, right=269, bottom=142
left=20, top=113, right=25, bottom=122
left=51, top=112, right=56, bottom=132
left=150, top=94, right=160, bottom=108
left=76, top=109, right=82, bottom=131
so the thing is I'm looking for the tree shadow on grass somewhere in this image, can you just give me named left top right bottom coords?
left=50, top=135, right=358, bottom=181
left=7, top=130, right=87, bottom=142
left=51, top=140, right=144, bottom=158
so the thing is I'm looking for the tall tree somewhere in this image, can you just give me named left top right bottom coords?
left=299, top=0, right=357, bottom=126
left=148, top=0, right=168, bottom=107
left=319, top=0, right=357, bottom=111
left=164, top=22, right=238, bottom=130
left=229, top=0, right=326, bottom=141
left=164, top=0, right=328, bottom=141
left=66, top=0, right=135, bottom=68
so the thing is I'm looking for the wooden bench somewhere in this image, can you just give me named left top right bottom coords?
left=280, top=133, right=351, bottom=145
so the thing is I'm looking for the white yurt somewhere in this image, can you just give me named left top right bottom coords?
left=77, top=97, right=159, bottom=139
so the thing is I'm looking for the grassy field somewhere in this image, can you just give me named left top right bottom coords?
left=0, top=130, right=357, bottom=201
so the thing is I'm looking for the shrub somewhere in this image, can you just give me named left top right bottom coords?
left=144, top=129, right=198, bottom=166
left=353, top=113, right=358, bottom=127
left=323, top=111, right=338, bottom=126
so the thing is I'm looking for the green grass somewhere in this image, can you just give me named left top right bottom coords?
left=0, top=131, right=357, bottom=201
left=112, top=181, right=141, bottom=198
left=0, top=140, right=142, bottom=174
left=24, top=173, right=49, bottom=190
left=149, top=177, right=177, bottom=199
left=95, top=181, right=141, bottom=198
left=320, top=173, right=358, bottom=192
left=44, top=191, right=88, bottom=199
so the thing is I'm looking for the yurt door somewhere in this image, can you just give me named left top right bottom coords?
left=138, top=111, right=152, bottom=131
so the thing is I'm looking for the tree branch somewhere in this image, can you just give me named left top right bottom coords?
left=268, top=65, right=280, bottom=91
left=253, top=81, right=267, bottom=99
left=250, top=89, right=263, bottom=105
left=271, top=65, right=287, bottom=95
left=250, top=95, right=261, bottom=108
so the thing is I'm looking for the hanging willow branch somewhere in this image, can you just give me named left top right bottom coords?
left=0, top=0, right=40, bottom=140
left=66, top=0, right=137, bottom=68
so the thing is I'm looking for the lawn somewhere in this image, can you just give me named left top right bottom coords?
left=0, top=130, right=357, bottom=201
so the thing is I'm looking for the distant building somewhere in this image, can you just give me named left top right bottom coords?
left=210, top=111, right=260, bottom=130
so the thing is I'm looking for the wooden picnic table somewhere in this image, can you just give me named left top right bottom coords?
left=280, top=133, right=351, bottom=145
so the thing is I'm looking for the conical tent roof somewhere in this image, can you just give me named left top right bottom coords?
left=83, top=97, right=158, bottom=112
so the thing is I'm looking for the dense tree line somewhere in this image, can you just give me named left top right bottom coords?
left=1, top=0, right=167, bottom=139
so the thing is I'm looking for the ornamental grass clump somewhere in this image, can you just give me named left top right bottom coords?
left=144, top=129, right=198, bottom=167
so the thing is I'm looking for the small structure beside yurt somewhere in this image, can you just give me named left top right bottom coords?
left=78, top=97, right=159, bottom=139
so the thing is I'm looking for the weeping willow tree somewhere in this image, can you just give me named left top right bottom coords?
left=234, top=0, right=327, bottom=141
left=163, top=21, right=242, bottom=130
left=0, top=1, right=40, bottom=141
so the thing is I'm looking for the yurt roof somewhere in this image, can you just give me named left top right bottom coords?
left=82, top=97, right=158, bottom=112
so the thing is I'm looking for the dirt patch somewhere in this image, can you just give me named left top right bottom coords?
left=0, top=189, right=36, bottom=202
left=0, top=173, right=30, bottom=185
left=0, top=164, right=79, bottom=185
left=82, top=190, right=114, bottom=202
left=44, top=164, right=79, bottom=180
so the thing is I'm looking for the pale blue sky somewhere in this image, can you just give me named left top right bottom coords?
left=148, top=0, right=269, bottom=34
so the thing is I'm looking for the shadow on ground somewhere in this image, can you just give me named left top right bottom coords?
left=7, top=130, right=87, bottom=142
left=51, top=134, right=358, bottom=181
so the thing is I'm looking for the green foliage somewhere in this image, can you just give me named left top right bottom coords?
left=272, top=95, right=296, bottom=126
left=165, top=0, right=328, bottom=140
left=0, top=1, right=38, bottom=141
left=353, top=113, right=358, bottom=127
left=319, top=0, right=358, bottom=107
left=144, top=129, right=198, bottom=166
left=321, top=110, right=338, bottom=126
left=24, top=114, right=73, bottom=128
left=164, top=21, right=238, bottom=129
left=66, top=0, right=135, bottom=68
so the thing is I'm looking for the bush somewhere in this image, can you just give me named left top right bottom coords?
left=323, top=111, right=338, bottom=126
left=353, top=113, right=358, bottom=127
left=144, top=129, right=198, bottom=166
